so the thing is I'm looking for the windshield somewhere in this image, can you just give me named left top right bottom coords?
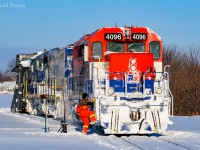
left=128, top=42, right=145, bottom=52
left=107, top=42, right=124, bottom=52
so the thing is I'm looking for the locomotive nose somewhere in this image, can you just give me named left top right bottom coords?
left=109, top=53, right=154, bottom=80
left=107, top=53, right=155, bottom=95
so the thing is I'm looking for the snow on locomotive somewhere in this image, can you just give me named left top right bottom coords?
left=11, top=26, right=173, bottom=135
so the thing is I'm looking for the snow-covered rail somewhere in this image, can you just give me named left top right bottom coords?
left=120, top=137, right=146, bottom=150
left=158, top=137, right=195, bottom=150
left=113, top=135, right=198, bottom=150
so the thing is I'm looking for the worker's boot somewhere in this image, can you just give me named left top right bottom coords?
left=82, top=125, right=89, bottom=134
left=89, top=114, right=97, bottom=125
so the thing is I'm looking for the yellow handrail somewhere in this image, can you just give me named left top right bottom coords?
left=26, top=80, right=28, bottom=101
left=54, top=78, right=56, bottom=105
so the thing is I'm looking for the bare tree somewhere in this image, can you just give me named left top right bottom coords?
left=5, top=58, right=16, bottom=80
left=0, top=70, right=13, bottom=82
left=163, top=44, right=200, bottom=116
left=0, top=71, right=3, bottom=83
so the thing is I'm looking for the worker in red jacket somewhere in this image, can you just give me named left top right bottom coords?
left=76, top=93, right=96, bottom=134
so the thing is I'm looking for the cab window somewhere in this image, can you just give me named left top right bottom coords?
left=150, top=42, right=160, bottom=60
left=128, top=42, right=145, bottom=52
left=107, top=42, right=124, bottom=52
left=36, top=59, right=43, bottom=71
left=92, top=42, right=102, bottom=60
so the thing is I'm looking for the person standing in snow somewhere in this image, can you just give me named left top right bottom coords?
left=76, top=93, right=96, bottom=134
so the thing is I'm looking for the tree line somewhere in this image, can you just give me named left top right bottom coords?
left=163, top=44, right=200, bottom=116
left=1, top=45, right=200, bottom=116
left=0, top=71, right=14, bottom=82
left=0, top=58, right=15, bottom=83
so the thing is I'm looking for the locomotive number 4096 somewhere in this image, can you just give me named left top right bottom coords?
left=105, top=33, right=122, bottom=41
left=132, top=33, right=147, bottom=40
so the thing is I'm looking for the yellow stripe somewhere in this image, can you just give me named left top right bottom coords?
left=84, top=106, right=86, bottom=109
left=89, top=114, right=95, bottom=118
left=25, top=80, right=28, bottom=101
left=54, top=78, right=56, bottom=105
left=83, top=125, right=88, bottom=128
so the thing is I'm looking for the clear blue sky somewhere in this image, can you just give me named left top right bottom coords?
left=0, top=0, right=199, bottom=71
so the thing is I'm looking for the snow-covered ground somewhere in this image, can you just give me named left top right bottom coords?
left=0, top=94, right=200, bottom=150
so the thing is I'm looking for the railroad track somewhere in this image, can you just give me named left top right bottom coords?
left=158, top=137, right=195, bottom=150
left=119, top=136, right=146, bottom=150
left=113, top=135, right=197, bottom=150
left=108, top=135, right=147, bottom=150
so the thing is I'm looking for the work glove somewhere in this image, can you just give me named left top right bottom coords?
left=91, top=97, right=96, bottom=102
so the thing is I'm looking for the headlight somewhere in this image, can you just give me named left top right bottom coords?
left=131, top=66, right=136, bottom=71
left=131, top=59, right=136, bottom=64
left=145, top=89, right=152, bottom=95
left=102, top=63, right=109, bottom=70
left=155, top=87, right=162, bottom=94
left=108, top=87, right=114, bottom=96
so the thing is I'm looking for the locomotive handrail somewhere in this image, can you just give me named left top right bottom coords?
left=164, top=65, right=170, bottom=73
left=105, top=72, right=122, bottom=100
left=104, top=51, right=117, bottom=55
left=105, top=71, right=152, bottom=98
left=106, top=71, right=126, bottom=74
left=164, top=72, right=170, bottom=95
left=105, top=71, right=138, bottom=98
left=169, top=89, right=173, bottom=117
left=89, top=56, right=100, bottom=62
left=164, top=65, right=171, bottom=95
left=124, top=72, right=128, bottom=96
left=105, top=73, right=108, bottom=101
left=164, top=71, right=173, bottom=117
left=88, top=55, right=100, bottom=98
left=142, top=70, right=153, bottom=95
